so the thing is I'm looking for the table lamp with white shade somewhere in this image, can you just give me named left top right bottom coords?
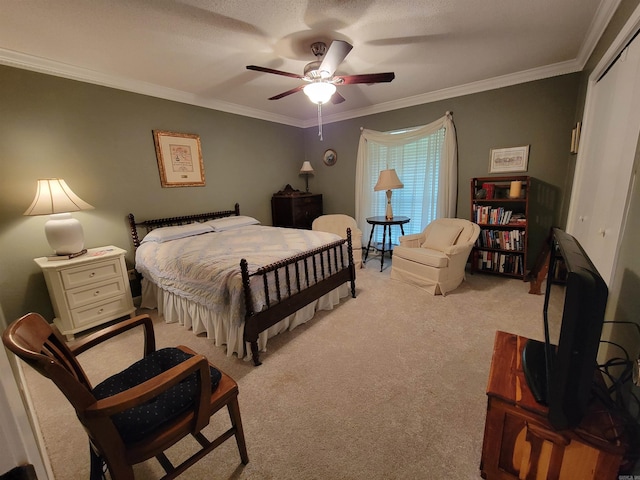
left=24, top=178, right=94, bottom=255
left=374, top=169, right=404, bottom=220
left=299, top=161, right=315, bottom=193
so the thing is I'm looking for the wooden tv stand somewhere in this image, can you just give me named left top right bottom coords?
left=480, top=331, right=626, bottom=479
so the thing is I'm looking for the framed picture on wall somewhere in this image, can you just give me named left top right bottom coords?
left=153, top=130, right=205, bottom=187
left=488, top=145, right=530, bottom=173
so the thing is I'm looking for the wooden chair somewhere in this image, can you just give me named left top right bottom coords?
left=2, top=312, right=248, bottom=480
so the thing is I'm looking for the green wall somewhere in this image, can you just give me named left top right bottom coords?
left=0, top=64, right=580, bottom=324
left=304, top=74, right=580, bottom=226
left=0, top=66, right=305, bottom=322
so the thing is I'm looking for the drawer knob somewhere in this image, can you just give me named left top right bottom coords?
left=98, top=308, right=104, bottom=314
left=89, top=272, right=96, bottom=277
left=94, top=290, right=100, bottom=296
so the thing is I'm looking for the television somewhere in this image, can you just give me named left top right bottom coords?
left=522, top=227, right=608, bottom=430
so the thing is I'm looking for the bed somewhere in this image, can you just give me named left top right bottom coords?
left=128, top=204, right=356, bottom=365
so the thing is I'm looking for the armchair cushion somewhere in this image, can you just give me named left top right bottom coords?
left=393, top=246, right=449, bottom=268
left=421, top=224, right=463, bottom=250
left=93, top=347, right=221, bottom=443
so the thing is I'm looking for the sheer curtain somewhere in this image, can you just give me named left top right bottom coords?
left=355, top=112, right=458, bottom=244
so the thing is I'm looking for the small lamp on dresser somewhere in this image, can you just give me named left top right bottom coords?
left=299, top=161, right=315, bottom=193
left=24, top=178, right=94, bottom=256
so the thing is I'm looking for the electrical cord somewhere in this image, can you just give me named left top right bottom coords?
left=594, top=322, right=640, bottom=471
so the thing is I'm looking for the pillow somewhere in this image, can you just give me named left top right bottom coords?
left=205, top=215, right=260, bottom=231
left=141, top=222, right=213, bottom=243
left=421, top=224, right=464, bottom=251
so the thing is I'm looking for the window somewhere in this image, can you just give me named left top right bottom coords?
left=364, top=127, right=446, bottom=244
left=356, top=113, right=458, bottom=248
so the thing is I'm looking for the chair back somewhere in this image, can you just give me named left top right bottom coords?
left=312, top=214, right=360, bottom=239
left=424, top=218, right=480, bottom=249
left=2, top=313, right=96, bottom=409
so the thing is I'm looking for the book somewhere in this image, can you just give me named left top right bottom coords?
left=482, top=183, right=495, bottom=199
left=46, top=249, right=88, bottom=261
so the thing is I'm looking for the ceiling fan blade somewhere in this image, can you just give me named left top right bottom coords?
left=319, top=40, right=353, bottom=77
left=335, top=72, right=395, bottom=84
left=246, top=65, right=304, bottom=80
left=268, top=85, right=305, bottom=100
left=331, top=91, right=346, bottom=104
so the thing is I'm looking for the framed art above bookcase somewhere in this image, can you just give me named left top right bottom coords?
left=470, top=176, right=549, bottom=279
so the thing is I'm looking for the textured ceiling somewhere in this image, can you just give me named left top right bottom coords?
left=0, top=0, right=617, bottom=127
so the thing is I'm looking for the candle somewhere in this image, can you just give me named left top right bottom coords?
left=509, top=181, right=522, bottom=198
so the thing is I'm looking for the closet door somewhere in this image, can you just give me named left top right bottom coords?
left=568, top=33, right=640, bottom=284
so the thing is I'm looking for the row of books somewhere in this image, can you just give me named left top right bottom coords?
left=476, top=229, right=524, bottom=251
left=473, top=205, right=515, bottom=225
left=477, top=251, right=524, bottom=275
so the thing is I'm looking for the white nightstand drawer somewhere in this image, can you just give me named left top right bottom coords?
left=60, top=259, right=121, bottom=289
left=70, top=295, right=131, bottom=327
left=66, top=278, right=127, bottom=309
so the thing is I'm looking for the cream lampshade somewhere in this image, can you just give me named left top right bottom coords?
left=374, top=169, right=404, bottom=220
left=299, top=161, right=315, bottom=193
left=24, top=178, right=94, bottom=255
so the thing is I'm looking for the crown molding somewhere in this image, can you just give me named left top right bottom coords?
left=308, top=59, right=583, bottom=128
left=575, top=0, right=622, bottom=69
left=0, top=48, right=302, bottom=128
left=0, top=37, right=600, bottom=131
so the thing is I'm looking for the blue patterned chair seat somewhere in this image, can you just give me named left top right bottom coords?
left=92, top=347, right=221, bottom=443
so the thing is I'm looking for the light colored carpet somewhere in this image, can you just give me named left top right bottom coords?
left=23, top=263, right=553, bottom=479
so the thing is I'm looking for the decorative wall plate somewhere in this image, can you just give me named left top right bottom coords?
left=323, top=149, right=337, bottom=166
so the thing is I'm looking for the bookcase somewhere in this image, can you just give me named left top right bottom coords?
left=470, top=176, right=549, bottom=279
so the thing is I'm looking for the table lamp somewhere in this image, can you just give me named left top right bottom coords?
left=24, top=178, right=94, bottom=255
left=374, top=169, right=404, bottom=219
left=299, top=161, right=315, bottom=193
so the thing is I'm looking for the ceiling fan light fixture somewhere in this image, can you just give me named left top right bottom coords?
left=303, top=82, right=336, bottom=104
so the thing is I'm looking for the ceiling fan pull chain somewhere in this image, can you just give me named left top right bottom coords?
left=317, top=103, right=324, bottom=141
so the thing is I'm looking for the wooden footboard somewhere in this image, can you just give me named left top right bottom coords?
left=240, top=229, right=357, bottom=366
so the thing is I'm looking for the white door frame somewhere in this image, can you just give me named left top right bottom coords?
left=566, top=4, right=640, bottom=285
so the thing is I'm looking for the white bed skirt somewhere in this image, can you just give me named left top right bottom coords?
left=140, top=278, right=349, bottom=361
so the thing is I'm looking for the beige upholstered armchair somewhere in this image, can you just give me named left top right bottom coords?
left=312, top=214, right=363, bottom=268
left=391, top=218, right=480, bottom=295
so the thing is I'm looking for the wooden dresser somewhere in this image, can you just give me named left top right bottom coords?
left=271, top=184, right=322, bottom=229
left=480, top=331, right=627, bottom=480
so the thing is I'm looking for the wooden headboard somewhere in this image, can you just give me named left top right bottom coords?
left=127, top=203, right=241, bottom=249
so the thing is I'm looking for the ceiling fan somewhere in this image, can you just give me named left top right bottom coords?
left=246, top=40, right=395, bottom=105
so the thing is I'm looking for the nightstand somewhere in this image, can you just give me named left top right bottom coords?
left=34, top=246, right=136, bottom=340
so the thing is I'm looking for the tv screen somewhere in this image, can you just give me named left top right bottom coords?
left=522, top=228, right=608, bottom=430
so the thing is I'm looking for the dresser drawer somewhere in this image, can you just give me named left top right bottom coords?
left=66, top=278, right=128, bottom=309
left=70, top=295, right=131, bottom=327
left=60, top=259, right=121, bottom=289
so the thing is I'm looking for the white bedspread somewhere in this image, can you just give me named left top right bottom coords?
left=135, top=225, right=350, bottom=359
